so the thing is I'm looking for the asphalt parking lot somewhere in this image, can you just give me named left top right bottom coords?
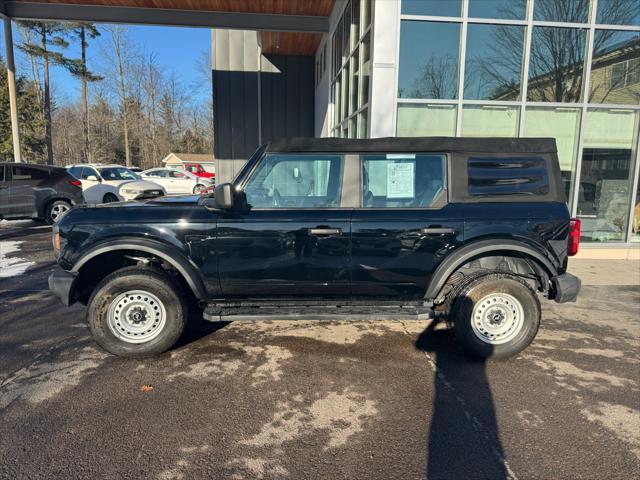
left=1, top=220, right=639, bottom=480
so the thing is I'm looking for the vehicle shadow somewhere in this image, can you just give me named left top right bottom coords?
left=415, top=315, right=508, bottom=479
left=172, top=309, right=230, bottom=350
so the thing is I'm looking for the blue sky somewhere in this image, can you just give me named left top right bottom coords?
left=0, top=21, right=211, bottom=104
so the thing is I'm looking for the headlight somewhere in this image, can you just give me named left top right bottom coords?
left=52, top=226, right=67, bottom=260
left=122, top=189, right=141, bottom=195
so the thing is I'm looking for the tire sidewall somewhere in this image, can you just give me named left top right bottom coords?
left=45, top=200, right=71, bottom=224
left=452, top=274, right=540, bottom=359
left=103, top=193, right=118, bottom=203
left=88, top=269, right=186, bottom=357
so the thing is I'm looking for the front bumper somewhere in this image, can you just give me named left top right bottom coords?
left=551, top=272, right=581, bottom=303
left=48, top=267, right=77, bottom=306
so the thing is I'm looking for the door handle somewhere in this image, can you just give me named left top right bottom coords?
left=421, top=227, right=457, bottom=235
left=309, top=228, right=342, bottom=236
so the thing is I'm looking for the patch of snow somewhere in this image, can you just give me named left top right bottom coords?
left=0, top=241, right=35, bottom=278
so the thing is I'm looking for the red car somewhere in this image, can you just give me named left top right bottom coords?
left=183, top=163, right=215, bottom=181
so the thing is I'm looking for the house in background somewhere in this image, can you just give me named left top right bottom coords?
left=162, top=153, right=216, bottom=179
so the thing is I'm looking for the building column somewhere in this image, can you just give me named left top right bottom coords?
left=368, top=0, right=400, bottom=138
left=3, top=16, right=22, bottom=162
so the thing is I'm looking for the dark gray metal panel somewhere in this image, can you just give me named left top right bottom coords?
left=0, top=1, right=7, bottom=17
left=4, top=1, right=329, bottom=32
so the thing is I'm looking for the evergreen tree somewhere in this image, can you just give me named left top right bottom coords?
left=0, top=56, right=46, bottom=161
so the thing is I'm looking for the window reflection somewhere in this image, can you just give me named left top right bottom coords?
left=398, top=21, right=460, bottom=99
left=577, top=109, right=639, bottom=242
left=534, top=0, right=589, bottom=23
left=597, top=0, right=640, bottom=27
left=590, top=30, right=640, bottom=104
left=528, top=26, right=587, bottom=102
left=632, top=176, right=640, bottom=242
left=464, top=24, right=524, bottom=100
left=468, top=0, right=526, bottom=20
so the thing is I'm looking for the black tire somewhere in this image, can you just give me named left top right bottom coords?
left=87, top=266, right=187, bottom=357
left=102, top=193, right=119, bottom=203
left=451, top=273, right=540, bottom=360
left=45, top=199, right=71, bottom=224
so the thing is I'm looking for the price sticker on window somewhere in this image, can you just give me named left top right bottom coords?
left=387, top=162, right=415, bottom=199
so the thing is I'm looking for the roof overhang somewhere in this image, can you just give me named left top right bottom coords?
left=0, top=1, right=331, bottom=33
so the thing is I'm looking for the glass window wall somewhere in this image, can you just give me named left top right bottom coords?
left=402, top=0, right=461, bottom=17
left=468, top=0, right=526, bottom=20
left=464, top=24, right=525, bottom=100
left=523, top=107, right=581, bottom=206
left=597, top=0, right=640, bottom=27
left=533, top=0, right=589, bottom=23
left=590, top=30, right=640, bottom=104
left=398, top=21, right=461, bottom=99
left=577, top=109, right=639, bottom=242
left=528, top=26, right=587, bottom=102
left=397, top=104, right=457, bottom=137
left=461, top=106, right=519, bottom=137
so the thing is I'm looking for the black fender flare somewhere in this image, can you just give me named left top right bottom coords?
left=425, top=239, right=559, bottom=301
left=71, top=238, right=208, bottom=301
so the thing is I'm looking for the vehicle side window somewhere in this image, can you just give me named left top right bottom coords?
left=0, top=166, right=5, bottom=182
left=170, top=171, right=186, bottom=178
left=244, top=154, right=344, bottom=208
left=185, top=165, right=199, bottom=174
left=11, top=166, right=49, bottom=181
left=81, top=167, right=99, bottom=180
left=362, top=154, right=446, bottom=208
left=148, top=170, right=168, bottom=178
left=68, top=166, right=82, bottom=179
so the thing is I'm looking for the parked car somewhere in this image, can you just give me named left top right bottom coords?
left=67, top=164, right=166, bottom=202
left=0, top=163, right=84, bottom=224
left=181, top=162, right=215, bottom=181
left=141, top=168, right=213, bottom=194
left=49, top=137, right=581, bottom=359
left=128, top=167, right=143, bottom=173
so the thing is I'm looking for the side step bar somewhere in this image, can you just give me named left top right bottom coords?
left=203, top=304, right=435, bottom=322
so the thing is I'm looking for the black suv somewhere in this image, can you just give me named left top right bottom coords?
left=49, top=138, right=581, bottom=358
left=0, top=163, right=84, bottom=224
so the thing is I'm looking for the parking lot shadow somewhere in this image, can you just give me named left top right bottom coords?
left=416, top=319, right=507, bottom=480
left=173, top=312, right=230, bottom=350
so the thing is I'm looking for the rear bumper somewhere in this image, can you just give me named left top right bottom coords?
left=551, top=272, right=581, bottom=303
left=48, top=267, right=77, bottom=306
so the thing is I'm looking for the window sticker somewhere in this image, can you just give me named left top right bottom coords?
left=387, top=162, right=415, bottom=198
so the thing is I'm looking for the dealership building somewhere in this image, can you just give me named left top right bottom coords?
left=211, top=0, right=640, bottom=257
left=2, top=0, right=639, bottom=257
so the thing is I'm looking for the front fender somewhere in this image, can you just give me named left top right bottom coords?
left=71, top=238, right=208, bottom=301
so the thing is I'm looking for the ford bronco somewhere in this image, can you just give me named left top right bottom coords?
left=49, top=137, right=581, bottom=358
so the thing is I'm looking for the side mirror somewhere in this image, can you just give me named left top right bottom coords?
left=214, top=183, right=234, bottom=209
left=86, top=175, right=100, bottom=182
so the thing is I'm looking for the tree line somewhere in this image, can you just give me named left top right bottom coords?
left=1, top=21, right=213, bottom=169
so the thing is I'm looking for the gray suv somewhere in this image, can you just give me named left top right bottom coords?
left=0, top=163, right=85, bottom=224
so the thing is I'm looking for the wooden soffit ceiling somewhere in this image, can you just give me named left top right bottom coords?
left=5, top=0, right=335, bottom=16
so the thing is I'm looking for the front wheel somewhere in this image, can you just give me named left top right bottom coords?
left=450, top=273, right=540, bottom=360
left=87, top=267, right=187, bottom=357
left=102, top=193, right=119, bottom=203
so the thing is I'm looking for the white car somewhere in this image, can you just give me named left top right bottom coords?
left=141, top=168, right=213, bottom=194
left=67, top=164, right=166, bottom=203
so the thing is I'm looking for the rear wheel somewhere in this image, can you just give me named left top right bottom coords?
left=450, top=273, right=540, bottom=359
left=45, top=200, right=71, bottom=224
left=102, top=193, right=119, bottom=203
left=87, top=267, right=187, bottom=357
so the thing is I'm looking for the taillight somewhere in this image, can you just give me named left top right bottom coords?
left=70, top=179, right=82, bottom=187
left=568, top=218, right=581, bottom=256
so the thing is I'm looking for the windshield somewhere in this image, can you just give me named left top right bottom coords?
left=98, top=167, right=141, bottom=181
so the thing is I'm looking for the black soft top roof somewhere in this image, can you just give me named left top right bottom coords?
left=267, top=137, right=557, bottom=154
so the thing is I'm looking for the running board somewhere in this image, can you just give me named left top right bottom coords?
left=203, top=303, right=435, bottom=322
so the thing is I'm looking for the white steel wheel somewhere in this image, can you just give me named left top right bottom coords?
left=107, top=290, right=167, bottom=344
left=470, top=293, right=525, bottom=345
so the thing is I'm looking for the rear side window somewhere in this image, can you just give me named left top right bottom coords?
left=362, top=154, right=446, bottom=208
left=11, top=166, right=49, bottom=181
left=467, top=157, right=549, bottom=196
